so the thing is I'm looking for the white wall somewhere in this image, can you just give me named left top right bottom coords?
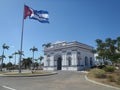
left=44, top=45, right=94, bottom=71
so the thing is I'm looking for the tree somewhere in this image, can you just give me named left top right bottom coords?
left=22, top=58, right=32, bottom=69
left=12, top=52, right=18, bottom=65
left=105, top=38, right=117, bottom=62
left=116, top=37, right=120, bottom=52
left=8, top=55, right=13, bottom=63
left=95, top=39, right=107, bottom=63
left=33, top=62, right=39, bottom=69
left=116, top=37, right=120, bottom=67
left=95, top=37, right=120, bottom=65
left=30, top=46, right=38, bottom=69
left=105, top=38, right=116, bottom=53
left=38, top=56, right=44, bottom=66
left=17, top=50, right=24, bottom=72
left=17, top=50, right=24, bottom=56
left=0, top=43, right=9, bottom=71
left=91, top=49, right=97, bottom=54
left=96, top=39, right=103, bottom=46
left=2, top=63, right=6, bottom=68
left=42, top=42, right=52, bottom=48
left=6, top=62, right=13, bottom=70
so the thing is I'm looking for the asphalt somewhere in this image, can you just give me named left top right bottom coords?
left=0, top=71, right=119, bottom=90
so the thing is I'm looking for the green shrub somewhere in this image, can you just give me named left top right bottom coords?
left=116, top=77, right=120, bottom=85
left=90, top=68, right=106, bottom=78
left=103, top=66, right=116, bottom=72
left=107, top=75, right=115, bottom=82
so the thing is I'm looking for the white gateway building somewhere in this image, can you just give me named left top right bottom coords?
left=43, top=41, right=94, bottom=71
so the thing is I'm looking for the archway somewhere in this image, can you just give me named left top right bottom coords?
left=54, top=54, right=62, bottom=70
left=57, top=57, right=62, bottom=70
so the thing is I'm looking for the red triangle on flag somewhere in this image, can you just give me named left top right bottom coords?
left=24, top=5, right=32, bottom=19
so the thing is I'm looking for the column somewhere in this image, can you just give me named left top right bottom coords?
left=50, top=55, right=54, bottom=66
left=44, top=55, right=47, bottom=66
left=72, top=51, right=77, bottom=66
left=43, top=55, right=47, bottom=70
left=62, top=52, right=67, bottom=70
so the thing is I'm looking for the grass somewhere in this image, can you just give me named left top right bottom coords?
left=88, top=68, right=120, bottom=88
left=0, top=71, right=7, bottom=74
left=0, top=71, right=52, bottom=76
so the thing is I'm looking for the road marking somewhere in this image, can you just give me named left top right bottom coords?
left=2, top=85, right=16, bottom=90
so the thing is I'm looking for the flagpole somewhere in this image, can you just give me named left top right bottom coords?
left=19, top=5, right=25, bottom=73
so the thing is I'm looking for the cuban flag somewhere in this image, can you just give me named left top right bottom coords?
left=24, top=5, right=49, bottom=23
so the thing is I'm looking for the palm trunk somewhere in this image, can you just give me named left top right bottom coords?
left=0, top=59, right=3, bottom=71
left=14, top=55, right=16, bottom=65
left=0, top=50, right=4, bottom=71
left=32, top=51, right=34, bottom=69
left=9, top=59, right=10, bottom=63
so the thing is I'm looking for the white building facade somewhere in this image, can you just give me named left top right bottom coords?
left=44, top=41, right=95, bottom=71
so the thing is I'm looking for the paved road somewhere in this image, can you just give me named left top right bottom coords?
left=0, top=71, right=117, bottom=90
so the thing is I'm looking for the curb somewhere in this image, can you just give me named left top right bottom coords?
left=80, top=71, right=89, bottom=74
left=85, top=75, right=120, bottom=90
left=0, top=72, right=57, bottom=77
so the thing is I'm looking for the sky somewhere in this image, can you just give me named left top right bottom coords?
left=0, top=0, right=120, bottom=64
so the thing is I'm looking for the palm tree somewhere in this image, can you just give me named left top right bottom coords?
left=30, top=46, right=38, bottom=69
left=6, top=62, right=13, bottom=71
left=38, top=56, right=44, bottom=66
left=22, top=58, right=32, bottom=69
left=12, top=52, right=18, bottom=65
left=0, top=55, right=6, bottom=70
left=8, top=55, right=13, bottom=63
left=17, top=50, right=24, bottom=61
left=17, top=50, right=24, bottom=56
left=17, top=50, right=24, bottom=73
left=0, top=43, right=9, bottom=71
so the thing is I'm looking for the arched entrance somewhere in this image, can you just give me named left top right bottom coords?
left=54, top=54, right=62, bottom=70
left=57, top=57, right=62, bottom=70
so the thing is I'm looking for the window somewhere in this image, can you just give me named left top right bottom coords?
left=47, top=55, right=50, bottom=57
left=77, top=58, right=80, bottom=66
left=90, top=57, right=93, bottom=66
left=77, top=52, right=80, bottom=55
left=77, top=52, right=81, bottom=65
left=85, top=56, right=88, bottom=66
left=67, top=52, right=71, bottom=55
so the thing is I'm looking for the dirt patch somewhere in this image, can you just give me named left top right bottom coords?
left=88, top=71, right=120, bottom=88
left=1, top=71, right=54, bottom=76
